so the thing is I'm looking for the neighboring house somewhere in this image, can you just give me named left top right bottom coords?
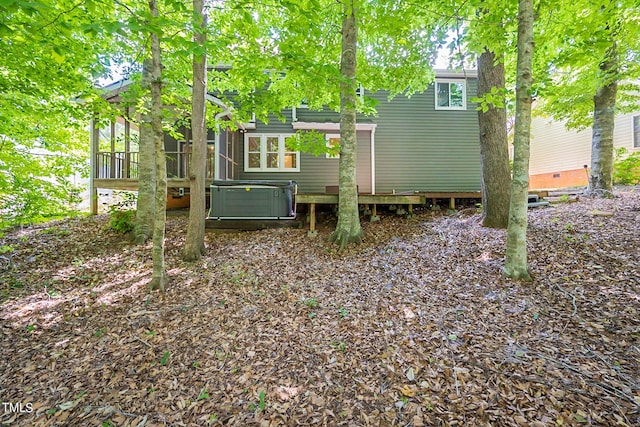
left=529, top=112, right=640, bottom=189
left=90, top=70, right=482, bottom=213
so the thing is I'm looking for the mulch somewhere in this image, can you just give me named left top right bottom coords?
left=1, top=187, right=639, bottom=426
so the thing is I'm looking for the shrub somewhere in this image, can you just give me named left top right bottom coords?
left=613, top=148, right=640, bottom=185
left=107, top=192, right=136, bottom=233
left=109, top=209, right=135, bottom=233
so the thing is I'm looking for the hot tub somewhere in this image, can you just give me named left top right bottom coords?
left=207, top=180, right=297, bottom=220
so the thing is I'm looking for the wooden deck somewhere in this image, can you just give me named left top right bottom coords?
left=90, top=180, right=550, bottom=234
left=296, top=193, right=427, bottom=236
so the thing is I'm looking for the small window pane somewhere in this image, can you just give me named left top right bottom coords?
left=449, top=83, right=464, bottom=107
left=248, top=137, right=260, bottom=151
left=266, top=137, right=279, bottom=152
left=248, top=153, right=260, bottom=168
left=437, top=83, right=450, bottom=107
left=634, top=116, right=640, bottom=148
left=266, top=153, right=279, bottom=168
left=284, top=153, right=296, bottom=168
left=326, top=136, right=340, bottom=158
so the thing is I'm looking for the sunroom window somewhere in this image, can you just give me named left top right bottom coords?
left=435, top=80, right=466, bottom=110
left=244, top=134, right=299, bottom=172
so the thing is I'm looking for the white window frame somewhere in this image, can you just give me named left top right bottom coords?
left=244, top=133, right=300, bottom=172
left=633, top=115, right=640, bottom=149
left=356, top=84, right=364, bottom=104
left=325, top=134, right=340, bottom=159
left=435, top=79, right=467, bottom=111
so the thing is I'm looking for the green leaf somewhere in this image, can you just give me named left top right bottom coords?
left=51, top=49, right=65, bottom=64
left=160, top=351, right=170, bottom=366
left=197, top=387, right=209, bottom=401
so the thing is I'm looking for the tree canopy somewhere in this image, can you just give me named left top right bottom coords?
left=0, top=0, right=117, bottom=227
left=534, top=0, right=640, bottom=129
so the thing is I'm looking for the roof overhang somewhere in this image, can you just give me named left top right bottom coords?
left=292, top=122, right=378, bottom=131
left=433, top=69, right=478, bottom=79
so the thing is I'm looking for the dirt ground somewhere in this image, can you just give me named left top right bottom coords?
left=1, top=188, right=639, bottom=426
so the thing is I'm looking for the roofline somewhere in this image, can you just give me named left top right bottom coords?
left=100, top=78, right=134, bottom=99
left=99, top=79, right=232, bottom=112
left=433, top=69, right=477, bottom=79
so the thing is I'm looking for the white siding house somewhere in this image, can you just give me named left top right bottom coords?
left=529, top=112, right=640, bottom=189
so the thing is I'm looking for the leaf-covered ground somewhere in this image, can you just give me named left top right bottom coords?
left=1, top=188, right=639, bottom=426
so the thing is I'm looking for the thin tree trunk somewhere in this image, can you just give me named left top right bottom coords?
left=587, top=41, right=617, bottom=197
left=330, top=0, right=362, bottom=250
left=148, top=0, right=167, bottom=291
left=183, top=0, right=207, bottom=261
left=477, top=50, right=510, bottom=229
left=134, top=60, right=156, bottom=244
left=504, top=0, right=534, bottom=281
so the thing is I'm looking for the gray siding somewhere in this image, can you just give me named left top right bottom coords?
left=373, top=80, right=481, bottom=193
left=239, top=110, right=372, bottom=193
left=237, top=78, right=481, bottom=194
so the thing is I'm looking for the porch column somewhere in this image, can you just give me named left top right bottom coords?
left=89, top=116, right=99, bottom=215
left=184, top=127, right=191, bottom=179
left=124, top=107, right=130, bottom=178
left=214, top=127, right=220, bottom=180
left=109, top=120, right=116, bottom=178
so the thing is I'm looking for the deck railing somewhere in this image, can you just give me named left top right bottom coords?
left=96, top=152, right=139, bottom=179
left=95, top=151, right=216, bottom=180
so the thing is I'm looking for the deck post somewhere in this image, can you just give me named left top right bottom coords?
left=449, top=197, right=455, bottom=210
left=408, top=203, right=414, bottom=217
left=371, top=203, right=380, bottom=222
left=307, top=203, right=317, bottom=237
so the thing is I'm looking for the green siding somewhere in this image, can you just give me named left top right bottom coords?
left=238, top=128, right=372, bottom=194
left=237, top=78, right=481, bottom=194
left=373, top=79, right=481, bottom=193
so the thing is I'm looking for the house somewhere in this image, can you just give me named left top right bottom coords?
left=528, top=112, right=640, bottom=189
left=89, top=70, right=482, bottom=215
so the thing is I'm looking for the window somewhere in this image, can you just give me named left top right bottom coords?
left=634, top=115, right=640, bottom=148
left=356, top=84, right=364, bottom=104
left=244, top=134, right=299, bottom=172
left=435, top=80, right=466, bottom=110
left=325, top=134, right=340, bottom=159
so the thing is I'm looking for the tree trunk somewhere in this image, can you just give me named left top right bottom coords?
left=504, top=0, right=534, bottom=281
left=330, top=0, right=362, bottom=250
left=134, top=59, right=156, bottom=244
left=587, top=41, right=617, bottom=197
left=477, top=50, right=510, bottom=229
left=183, top=0, right=207, bottom=261
left=148, top=0, right=168, bottom=291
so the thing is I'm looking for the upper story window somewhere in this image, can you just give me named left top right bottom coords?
left=435, top=79, right=466, bottom=110
left=244, top=133, right=300, bottom=172
left=633, top=115, right=639, bottom=148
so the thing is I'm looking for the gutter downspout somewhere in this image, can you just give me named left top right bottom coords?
left=371, top=127, right=376, bottom=195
